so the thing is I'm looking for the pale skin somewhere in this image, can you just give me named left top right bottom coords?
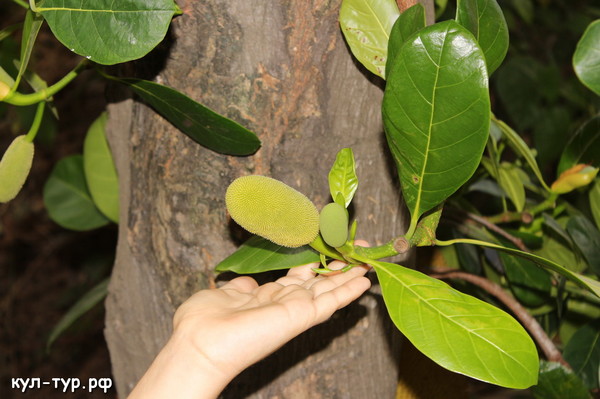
left=128, top=242, right=371, bottom=399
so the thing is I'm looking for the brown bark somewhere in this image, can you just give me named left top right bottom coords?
left=105, top=0, right=431, bottom=397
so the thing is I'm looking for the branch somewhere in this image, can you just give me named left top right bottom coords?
left=427, top=266, right=569, bottom=368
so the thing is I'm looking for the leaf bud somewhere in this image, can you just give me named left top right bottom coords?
left=551, top=164, right=598, bottom=194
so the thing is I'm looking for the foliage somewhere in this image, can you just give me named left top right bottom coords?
left=216, top=0, right=600, bottom=394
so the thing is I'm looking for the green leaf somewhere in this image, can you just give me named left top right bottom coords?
left=339, top=0, right=400, bottom=78
left=450, top=239, right=600, bottom=297
left=372, top=260, right=538, bottom=388
left=386, top=3, right=425, bottom=73
left=37, top=0, right=180, bottom=65
left=540, top=215, right=587, bottom=274
left=563, top=319, right=600, bottom=389
left=328, top=148, right=358, bottom=208
left=455, top=0, right=509, bottom=75
left=591, top=179, right=600, bottom=228
left=43, top=155, right=110, bottom=231
left=493, top=118, right=550, bottom=192
left=83, top=113, right=119, bottom=223
left=0, top=23, right=20, bottom=43
left=46, top=278, right=109, bottom=351
left=573, top=19, right=600, bottom=95
left=567, top=215, right=600, bottom=277
left=382, top=21, right=490, bottom=230
left=498, top=162, right=525, bottom=211
left=531, top=361, right=592, bottom=399
left=14, top=10, right=43, bottom=90
left=215, top=236, right=320, bottom=274
left=116, top=78, right=261, bottom=156
left=557, top=115, right=600, bottom=175
left=498, top=242, right=552, bottom=308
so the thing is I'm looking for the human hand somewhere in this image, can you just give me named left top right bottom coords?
left=173, top=247, right=371, bottom=379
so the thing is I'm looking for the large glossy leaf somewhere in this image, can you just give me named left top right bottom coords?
left=573, top=20, right=600, bottom=95
left=43, top=155, right=110, bottom=231
left=36, top=0, right=180, bottom=65
left=563, top=319, right=600, bottom=389
left=215, top=236, right=320, bottom=274
left=455, top=0, right=509, bottom=75
left=567, top=215, right=600, bottom=277
left=117, top=78, right=261, bottom=156
left=557, top=115, right=600, bottom=175
left=372, top=260, right=538, bottom=388
left=83, top=113, right=119, bottom=223
left=339, top=0, right=400, bottom=78
left=591, top=178, right=600, bottom=228
left=532, top=361, right=592, bottom=399
left=382, top=21, right=490, bottom=227
left=46, top=278, right=109, bottom=351
left=328, top=148, right=358, bottom=208
left=386, top=3, right=425, bottom=73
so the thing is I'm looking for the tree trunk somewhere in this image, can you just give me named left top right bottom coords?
left=105, top=0, right=432, bottom=397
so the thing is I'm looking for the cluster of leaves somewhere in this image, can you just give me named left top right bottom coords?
left=1, top=0, right=261, bottom=349
left=217, top=0, right=600, bottom=395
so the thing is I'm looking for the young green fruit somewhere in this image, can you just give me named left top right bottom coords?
left=225, top=175, right=319, bottom=247
left=0, top=135, right=34, bottom=203
left=319, top=202, right=349, bottom=248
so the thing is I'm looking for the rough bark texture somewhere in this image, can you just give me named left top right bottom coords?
left=105, top=0, right=432, bottom=397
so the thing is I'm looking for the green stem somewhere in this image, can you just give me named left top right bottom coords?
left=486, top=192, right=558, bottom=224
left=24, top=101, right=45, bottom=142
left=435, top=237, right=492, bottom=247
left=11, top=0, right=29, bottom=8
left=28, top=0, right=38, bottom=12
left=354, top=239, right=399, bottom=261
left=2, top=59, right=87, bottom=106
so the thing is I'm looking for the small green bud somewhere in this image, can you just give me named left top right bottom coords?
left=0, top=135, right=35, bottom=203
left=319, top=202, right=349, bottom=248
left=225, top=175, right=319, bottom=247
left=0, top=81, right=9, bottom=101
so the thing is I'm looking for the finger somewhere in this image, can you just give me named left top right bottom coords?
left=312, top=276, right=371, bottom=325
left=285, top=262, right=319, bottom=281
left=220, top=276, right=259, bottom=293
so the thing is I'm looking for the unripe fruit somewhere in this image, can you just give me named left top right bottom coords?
left=0, top=135, right=34, bottom=203
left=226, top=175, right=319, bottom=247
left=319, top=202, right=349, bottom=248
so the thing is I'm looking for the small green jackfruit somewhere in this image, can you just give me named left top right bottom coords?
left=0, top=135, right=34, bottom=203
left=226, top=175, right=319, bottom=247
left=319, top=202, right=349, bottom=248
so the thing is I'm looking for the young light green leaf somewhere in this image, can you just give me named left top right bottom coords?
left=591, top=179, right=600, bottom=228
left=115, top=78, right=261, bottom=156
left=498, top=162, right=525, bottom=211
left=83, top=113, right=119, bottom=223
left=557, top=115, right=600, bottom=175
left=328, top=148, right=358, bottom=208
left=372, top=259, right=539, bottom=389
left=573, top=19, right=600, bottom=95
left=37, top=0, right=180, bottom=65
left=383, top=21, right=490, bottom=232
left=493, top=118, right=551, bottom=192
left=215, top=236, right=320, bottom=274
left=339, top=0, right=400, bottom=78
left=563, top=319, right=600, bottom=389
left=455, top=0, right=509, bottom=75
left=445, top=238, right=600, bottom=297
left=46, top=278, right=109, bottom=351
left=386, top=3, right=425, bottom=73
left=567, top=215, right=600, bottom=277
left=43, top=155, right=110, bottom=231
left=531, top=361, right=592, bottom=399
left=14, top=10, right=43, bottom=90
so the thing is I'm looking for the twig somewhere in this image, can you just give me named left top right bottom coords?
left=449, top=207, right=530, bottom=252
left=427, top=266, right=570, bottom=368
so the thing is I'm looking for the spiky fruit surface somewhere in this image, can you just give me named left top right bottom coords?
left=0, top=135, right=34, bottom=203
left=226, top=175, right=319, bottom=247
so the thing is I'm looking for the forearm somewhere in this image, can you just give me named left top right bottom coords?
left=127, top=331, right=234, bottom=399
